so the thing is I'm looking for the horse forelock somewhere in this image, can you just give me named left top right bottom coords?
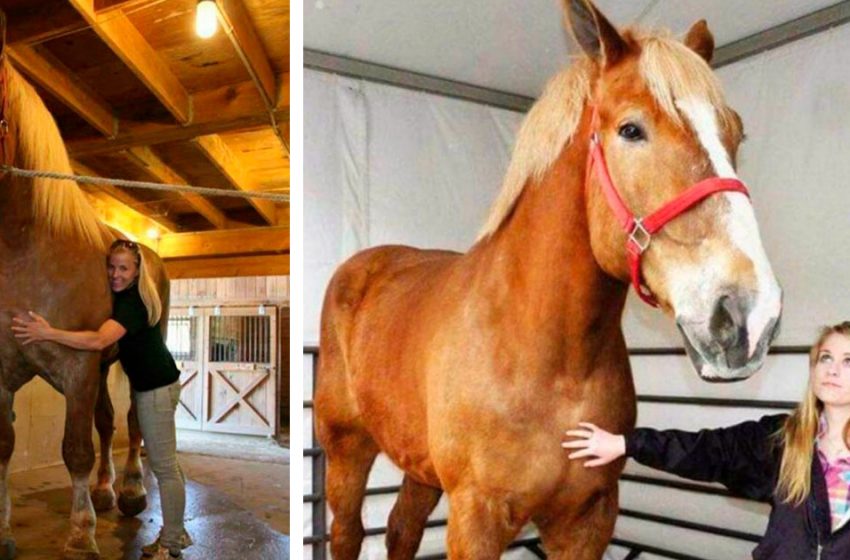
left=477, top=28, right=733, bottom=241
left=6, top=61, right=109, bottom=251
left=637, top=32, right=733, bottom=130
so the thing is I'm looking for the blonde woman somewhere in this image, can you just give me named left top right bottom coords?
left=11, top=239, right=191, bottom=560
left=563, top=323, right=850, bottom=560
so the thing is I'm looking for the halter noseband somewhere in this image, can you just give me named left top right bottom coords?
left=585, top=106, right=750, bottom=307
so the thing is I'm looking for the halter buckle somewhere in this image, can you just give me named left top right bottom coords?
left=628, top=218, right=651, bottom=255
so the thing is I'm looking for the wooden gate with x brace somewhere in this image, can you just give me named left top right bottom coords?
left=168, top=305, right=279, bottom=436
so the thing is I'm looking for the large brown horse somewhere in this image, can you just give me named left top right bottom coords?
left=0, top=44, right=167, bottom=559
left=316, top=1, right=783, bottom=558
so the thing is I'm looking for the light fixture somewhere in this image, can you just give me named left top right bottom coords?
left=195, top=0, right=218, bottom=39
left=188, top=305, right=195, bottom=317
left=146, top=227, right=160, bottom=240
left=258, top=304, right=265, bottom=316
left=213, top=305, right=221, bottom=316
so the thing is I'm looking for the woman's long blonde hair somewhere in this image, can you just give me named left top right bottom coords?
left=776, top=322, right=850, bottom=505
left=110, top=240, right=162, bottom=327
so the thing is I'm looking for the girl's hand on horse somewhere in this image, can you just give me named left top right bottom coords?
left=10, top=311, right=53, bottom=345
left=562, top=422, right=626, bottom=467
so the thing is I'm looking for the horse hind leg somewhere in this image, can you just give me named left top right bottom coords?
left=90, top=366, right=116, bottom=512
left=117, top=394, right=147, bottom=516
left=0, top=386, right=16, bottom=560
left=322, top=428, right=378, bottom=560
left=386, top=475, right=442, bottom=560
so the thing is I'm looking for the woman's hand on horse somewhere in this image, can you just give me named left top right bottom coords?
left=562, top=422, right=626, bottom=467
left=10, top=311, right=53, bottom=345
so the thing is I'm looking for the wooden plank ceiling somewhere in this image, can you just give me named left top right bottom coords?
left=3, top=0, right=289, bottom=277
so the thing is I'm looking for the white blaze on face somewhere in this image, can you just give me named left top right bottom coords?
left=676, top=98, right=782, bottom=357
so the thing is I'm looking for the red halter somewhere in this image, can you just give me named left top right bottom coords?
left=585, top=108, right=750, bottom=307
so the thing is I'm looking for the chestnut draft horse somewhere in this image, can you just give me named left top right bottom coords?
left=0, top=47, right=167, bottom=559
left=316, top=1, right=783, bottom=558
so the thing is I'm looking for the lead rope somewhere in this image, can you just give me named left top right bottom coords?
left=0, top=165, right=289, bottom=203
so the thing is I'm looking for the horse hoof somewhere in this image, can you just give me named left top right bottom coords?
left=0, top=538, right=15, bottom=560
left=117, top=493, right=147, bottom=517
left=90, top=488, right=117, bottom=512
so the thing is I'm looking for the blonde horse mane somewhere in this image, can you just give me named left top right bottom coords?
left=477, top=30, right=732, bottom=240
left=6, top=60, right=109, bottom=250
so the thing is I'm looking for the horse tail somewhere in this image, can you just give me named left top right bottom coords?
left=315, top=258, right=374, bottom=433
left=325, top=278, right=356, bottom=377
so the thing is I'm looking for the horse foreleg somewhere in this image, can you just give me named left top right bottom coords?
left=386, top=475, right=442, bottom=560
left=62, top=372, right=100, bottom=560
left=90, top=367, right=116, bottom=512
left=534, top=489, right=618, bottom=560
left=117, top=395, right=147, bottom=516
left=324, top=430, right=378, bottom=560
left=0, top=386, right=15, bottom=560
left=445, top=488, right=526, bottom=560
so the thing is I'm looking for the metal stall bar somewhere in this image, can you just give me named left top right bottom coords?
left=306, top=347, right=327, bottom=560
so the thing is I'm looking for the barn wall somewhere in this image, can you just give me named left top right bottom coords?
left=171, top=276, right=289, bottom=305
left=303, top=21, right=850, bottom=560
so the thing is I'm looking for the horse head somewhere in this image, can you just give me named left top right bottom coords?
left=566, top=0, right=782, bottom=381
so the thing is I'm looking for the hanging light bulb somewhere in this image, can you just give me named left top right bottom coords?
left=195, top=0, right=218, bottom=39
left=146, top=227, right=160, bottom=240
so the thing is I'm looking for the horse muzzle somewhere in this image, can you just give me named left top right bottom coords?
left=676, top=291, right=782, bottom=382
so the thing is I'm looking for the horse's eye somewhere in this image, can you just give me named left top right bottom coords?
left=618, top=123, right=645, bottom=142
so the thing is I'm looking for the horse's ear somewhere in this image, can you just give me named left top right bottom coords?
left=563, top=0, right=628, bottom=66
left=683, top=19, right=714, bottom=63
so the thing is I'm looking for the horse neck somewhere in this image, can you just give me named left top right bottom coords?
left=0, top=174, right=35, bottom=248
left=471, top=118, right=629, bottom=370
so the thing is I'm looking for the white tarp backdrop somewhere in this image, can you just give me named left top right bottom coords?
left=304, top=70, right=523, bottom=343
left=303, top=20, right=850, bottom=560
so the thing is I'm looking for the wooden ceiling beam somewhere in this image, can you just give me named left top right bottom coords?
left=216, top=0, right=277, bottom=107
left=193, top=134, right=278, bottom=225
left=164, top=254, right=289, bottom=279
left=66, top=75, right=290, bottom=157
left=5, top=2, right=88, bottom=46
left=68, top=0, right=192, bottom=124
left=157, top=226, right=289, bottom=259
left=84, top=189, right=171, bottom=241
left=124, top=146, right=230, bottom=230
left=71, top=160, right=180, bottom=232
left=8, top=45, right=117, bottom=137
left=93, top=0, right=153, bottom=11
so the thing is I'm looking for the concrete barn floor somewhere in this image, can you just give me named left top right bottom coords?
left=1, top=449, right=289, bottom=559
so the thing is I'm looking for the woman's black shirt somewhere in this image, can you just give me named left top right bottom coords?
left=111, top=284, right=179, bottom=392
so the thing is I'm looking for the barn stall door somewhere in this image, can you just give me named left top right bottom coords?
left=166, top=311, right=204, bottom=430
left=168, top=306, right=278, bottom=435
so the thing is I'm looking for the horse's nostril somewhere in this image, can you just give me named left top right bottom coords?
left=709, top=295, right=737, bottom=343
left=708, top=293, right=752, bottom=368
